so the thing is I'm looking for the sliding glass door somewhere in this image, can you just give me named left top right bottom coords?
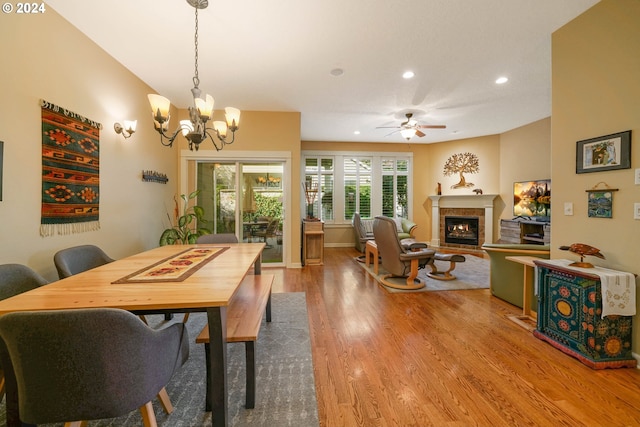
left=197, top=161, right=284, bottom=264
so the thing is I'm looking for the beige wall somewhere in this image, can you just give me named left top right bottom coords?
left=552, top=0, right=640, bottom=347
left=0, top=9, right=177, bottom=281
left=500, top=118, right=552, bottom=220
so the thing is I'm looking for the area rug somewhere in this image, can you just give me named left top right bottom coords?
left=0, top=292, right=319, bottom=427
left=358, top=254, right=490, bottom=293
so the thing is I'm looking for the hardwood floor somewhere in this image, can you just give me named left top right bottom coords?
left=267, top=247, right=640, bottom=427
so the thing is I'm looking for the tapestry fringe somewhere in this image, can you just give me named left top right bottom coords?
left=40, top=221, right=101, bottom=237
left=40, top=99, right=103, bottom=129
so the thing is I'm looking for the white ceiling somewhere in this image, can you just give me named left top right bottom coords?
left=46, top=0, right=599, bottom=144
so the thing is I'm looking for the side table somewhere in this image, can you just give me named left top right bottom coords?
left=365, top=240, right=378, bottom=274
left=505, top=255, right=543, bottom=331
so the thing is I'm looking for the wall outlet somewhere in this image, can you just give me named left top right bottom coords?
left=635, top=203, right=640, bottom=220
left=564, top=202, right=574, bottom=216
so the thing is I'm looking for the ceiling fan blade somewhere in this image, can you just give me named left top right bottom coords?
left=376, top=126, right=401, bottom=129
left=384, top=130, right=401, bottom=137
left=417, top=125, right=446, bottom=129
left=415, top=129, right=426, bottom=138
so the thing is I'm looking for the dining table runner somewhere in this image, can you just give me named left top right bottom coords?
left=112, top=246, right=228, bottom=284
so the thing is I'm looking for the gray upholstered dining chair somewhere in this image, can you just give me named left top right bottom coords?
left=0, top=308, right=189, bottom=427
left=372, top=216, right=436, bottom=290
left=0, top=264, right=49, bottom=402
left=52, top=246, right=178, bottom=409
left=53, top=244, right=115, bottom=279
left=196, top=233, right=239, bottom=244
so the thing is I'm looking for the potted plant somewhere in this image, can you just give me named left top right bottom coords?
left=159, top=190, right=211, bottom=246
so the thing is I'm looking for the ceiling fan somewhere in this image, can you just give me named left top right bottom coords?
left=377, top=113, right=446, bottom=140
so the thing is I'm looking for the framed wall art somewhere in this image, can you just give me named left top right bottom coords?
left=0, top=140, right=3, bottom=201
left=576, top=130, right=631, bottom=174
left=586, top=182, right=618, bottom=218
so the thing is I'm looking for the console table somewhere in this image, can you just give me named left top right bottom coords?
left=500, top=219, right=550, bottom=244
left=533, top=259, right=636, bottom=369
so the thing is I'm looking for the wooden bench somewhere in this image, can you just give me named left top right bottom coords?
left=196, top=273, right=274, bottom=410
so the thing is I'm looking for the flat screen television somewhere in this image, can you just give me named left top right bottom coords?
left=513, top=179, right=551, bottom=220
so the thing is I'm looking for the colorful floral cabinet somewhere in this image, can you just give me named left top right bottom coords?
left=533, top=260, right=636, bottom=369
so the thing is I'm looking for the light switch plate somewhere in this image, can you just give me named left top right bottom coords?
left=636, top=169, right=640, bottom=185
left=635, top=203, right=640, bottom=220
left=564, top=202, right=573, bottom=216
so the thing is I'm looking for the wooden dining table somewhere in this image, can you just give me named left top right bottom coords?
left=0, top=242, right=265, bottom=427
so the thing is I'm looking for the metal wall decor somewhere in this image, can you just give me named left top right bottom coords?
left=142, top=170, right=169, bottom=184
left=443, top=152, right=479, bottom=189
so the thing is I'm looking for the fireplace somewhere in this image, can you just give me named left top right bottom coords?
left=444, top=216, right=479, bottom=246
left=428, top=194, right=498, bottom=248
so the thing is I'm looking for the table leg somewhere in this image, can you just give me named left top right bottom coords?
left=254, top=252, right=262, bottom=275
left=206, top=306, right=228, bottom=427
left=522, top=265, right=537, bottom=319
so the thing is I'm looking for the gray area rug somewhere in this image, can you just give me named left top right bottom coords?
left=0, top=292, right=319, bottom=427
left=358, top=254, right=489, bottom=292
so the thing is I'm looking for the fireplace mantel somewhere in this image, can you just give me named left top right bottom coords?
left=428, top=194, right=499, bottom=247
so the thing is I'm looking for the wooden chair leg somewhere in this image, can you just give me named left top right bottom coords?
left=157, top=386, right=174, bottom=414
left=64, top=422, right=88, bottom=427
left=138, top=315, right=149, bottom=325
left=0, top=371, right=5, bottom=400
left=183, top=313, right=190, bottom=323
left=139, top=401, right=158, bottom=427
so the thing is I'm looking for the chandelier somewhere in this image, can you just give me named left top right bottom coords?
left=147, top=0, right=240, bottom=151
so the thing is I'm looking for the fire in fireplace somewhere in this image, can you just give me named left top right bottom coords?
left=444, top=216, right=479, bottom=246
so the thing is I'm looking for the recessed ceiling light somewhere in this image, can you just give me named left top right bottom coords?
left=353, top=131, right=360, bottom=135
left=330, top=68, right=344, bottom=77
left=402, top=71, right=415, bottom=79
left=495, top=76, right=509, bottom=84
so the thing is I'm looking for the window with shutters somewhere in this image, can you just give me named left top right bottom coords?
left=302, top=152, right=412, bottom=224
left=304, top=157, right=334, bottom=221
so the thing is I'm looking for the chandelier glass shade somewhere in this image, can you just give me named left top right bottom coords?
left=148, top=0, right=240, bottom=151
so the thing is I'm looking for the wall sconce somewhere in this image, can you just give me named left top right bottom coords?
left=114, top=120, right=137, bottom=139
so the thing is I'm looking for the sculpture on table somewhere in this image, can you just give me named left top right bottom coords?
left=303, top=180, right=319, bottom=220
left=559, top=243, right=605, bottom=268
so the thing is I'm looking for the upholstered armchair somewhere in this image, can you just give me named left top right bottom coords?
left=372, top=216, right=435, bottom=290
left=395, top=217, right=417, bottom=240
left=354, top=213, right=418, bottom=252
left=0, top=308, right=189, bottom=427
left=353, top=212, right=375, bottom=253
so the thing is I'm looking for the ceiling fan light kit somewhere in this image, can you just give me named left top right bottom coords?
left=377, top=113, right=446, bottom=141
left=147, top=0, right=240, bottom=151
